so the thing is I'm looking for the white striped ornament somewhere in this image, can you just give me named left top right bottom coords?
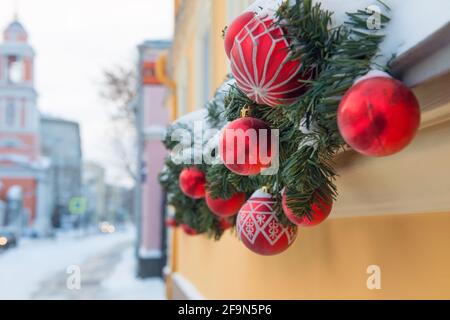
left=230, top=15, right=308, bottom=107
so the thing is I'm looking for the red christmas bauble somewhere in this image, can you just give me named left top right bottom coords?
left=181, top=224, right=198, bottom=236
left=281, top=189, right=333, bottom=227
left=205, top=191, right=246, bottom=218
left=179, top=167, right=206, bottom=199
left=236, top=189, right=297, bottom=256
left=219, top=117, right=273, bottom=176
left=218, top=218, right=233, bottom=231
left=165, top=217, right=178, bottom=228
left=224, top=11, right=255, bottom=58
left=230, top=15, right=308, bottom=107
left=337, top=76, right=421, bottom=157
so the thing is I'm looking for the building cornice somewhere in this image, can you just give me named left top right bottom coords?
left=391, top=22, right=450, bottom=87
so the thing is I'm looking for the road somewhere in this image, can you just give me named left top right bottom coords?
left=0, top=228, right=165, bottom=300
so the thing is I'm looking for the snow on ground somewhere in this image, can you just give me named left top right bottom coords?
left=0, top=227, right=135, bottom=299
left=99, top=248, right=166, bottom=300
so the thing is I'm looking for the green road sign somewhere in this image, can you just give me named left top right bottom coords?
left=69, top=197, right=87, bottom=215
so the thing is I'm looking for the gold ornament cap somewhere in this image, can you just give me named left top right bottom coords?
left=240, top=105, right=251, bottom=118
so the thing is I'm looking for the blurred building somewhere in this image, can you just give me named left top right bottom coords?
left=82, top=161, right=106, bottom=225
left=134, top=40, right=171, bottom=278
left=163, top=0, right=450, bottom=300
left=0, top=17, right=52, bottom=235
left=105, top=184, right=133, bottom=224
left=40, top=116, right=82, bottom=228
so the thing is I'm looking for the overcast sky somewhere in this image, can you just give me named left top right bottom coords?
left=0, top=0, right=174, bottom=186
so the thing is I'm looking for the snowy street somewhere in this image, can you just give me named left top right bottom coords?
left=0, top=227, right=165, bottom=300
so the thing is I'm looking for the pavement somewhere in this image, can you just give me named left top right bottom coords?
left=32, top=240, right=131, bottom=299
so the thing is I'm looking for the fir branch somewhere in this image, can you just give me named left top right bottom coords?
left=279, top=0, right=389, bottom=219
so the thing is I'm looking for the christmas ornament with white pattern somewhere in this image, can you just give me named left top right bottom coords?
left=229, top=14, right=308, bottom=107
left=236, top=189, right=297, bottom=256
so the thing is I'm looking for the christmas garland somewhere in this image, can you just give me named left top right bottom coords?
left=160, top=0, right=421, bottom=256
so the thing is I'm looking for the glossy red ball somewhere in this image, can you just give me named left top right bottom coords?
left=281, top=189, right=333, bottom=227
left=205, top=191, right=246, bottom=218
left=230, top=15, right=308, bottom=107
left=165, top=217, right=178, bottom=228
left=224, top=11, right=255, bottom=58
left=218, top=218, right=233, bottom=231
left=219, top=117, right=272, bottom=176
left=236, top=190, right=297, bottom=256
left=338, top=77, right=421, bottom=157
left=179, top=167, right=206, bottom=199
left=181, top=224, right=198, bottom=236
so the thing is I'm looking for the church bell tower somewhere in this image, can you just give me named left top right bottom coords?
left=0, top=16, right=40, bottom=161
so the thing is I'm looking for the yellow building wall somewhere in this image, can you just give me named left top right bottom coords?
left=170, top=0, right=250, bottom=114
left=168, top=0, right=450, bottom=300
left=211, top=0, right=228, bottom=92
left=170, top=0, right=197, bottom=114
left=176, top=212, right=450, bottom=300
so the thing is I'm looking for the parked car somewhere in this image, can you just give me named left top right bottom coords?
left=0, top=230, right=18, bottom=251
